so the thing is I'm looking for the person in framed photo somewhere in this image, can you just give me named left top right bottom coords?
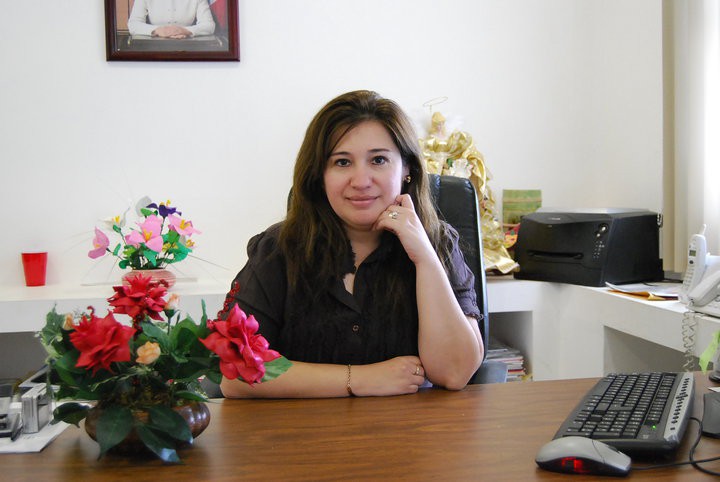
left=128, top=0, right=216, bottom=38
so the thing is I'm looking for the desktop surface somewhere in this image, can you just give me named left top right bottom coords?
left=2, top=373, right=719, bottom=481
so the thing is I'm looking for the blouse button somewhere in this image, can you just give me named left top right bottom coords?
left=352, top=324, right=360, bottom=333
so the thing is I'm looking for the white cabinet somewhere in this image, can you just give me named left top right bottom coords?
left=488, top=277, right=720, bottom=380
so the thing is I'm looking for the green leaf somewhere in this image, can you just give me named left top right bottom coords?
left=173, top=317, right=199, bottom=336
left=175, top=390, right=207, bottom=402
left=174, top=325, right=199, bottom=353
left=112, top=243, right=122, bottom=256
left=170, top=250, right=188, bottom=263
left=200, top=300, right=208, bottom=327
left=166, top=241, right=190, bottom=262
left=143, top=249, right=158, bottom=267
left=165, top=230, right=180, bottom=245
left=51, top=352, right=87, bottom=391
left=52, top=402, right=90, bottom=426
left=96, top=405, right=134, bottom=458
left=73, top=387, right=102, bottom=401
left=140, top=321, right=171, bottom=351
left=45, top=305, right=64, bottom=324
left=147, top=405, right=193, bottom=443
left=700, top=331, right=720, bottom=372
left=262, top=356, right=293, bottom=382
left=39, top=307, right=65, bottom=347
left=54, top=350, right=83, bottom=372
left=135, top=424, right=181, bottom=463
left=140, top=207, right=154, bottom=217
left=205, top=370, right=222, bottom=385
left=172, top=361, right=208, bottom=381
left=180, top=314, right=201, bottom=331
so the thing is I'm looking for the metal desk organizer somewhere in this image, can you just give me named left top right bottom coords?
left=18, top=366, right=55, bottom=434
left=21, top=383, right=51, bottom=434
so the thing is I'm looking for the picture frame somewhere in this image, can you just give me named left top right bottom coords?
left=105, top=0, right=239, bottom=61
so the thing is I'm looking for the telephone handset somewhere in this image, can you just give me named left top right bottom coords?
left=681, top=225, right=720, bottom=317
left=688, top=271, right=720, bottom=308
left=680, top=224, right=708, bottom=303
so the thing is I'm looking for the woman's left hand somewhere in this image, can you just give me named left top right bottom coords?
left=374, top=194, right=437, bottom=265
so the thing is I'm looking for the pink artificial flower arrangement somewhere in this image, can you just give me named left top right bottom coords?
left=88, top=198, right=201, bottom=270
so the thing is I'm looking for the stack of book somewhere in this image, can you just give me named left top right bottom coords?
left=487, top=338, right=527, bottom=381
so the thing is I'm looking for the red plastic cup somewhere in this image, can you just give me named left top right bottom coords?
left=21, top=252, right=47, bottom=287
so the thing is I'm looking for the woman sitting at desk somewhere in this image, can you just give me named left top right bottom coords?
left=219, top=90, right=484, bottom=398
left=128, top=0, right=215, bottom=39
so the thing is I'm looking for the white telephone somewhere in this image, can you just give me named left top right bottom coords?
left=680, top=225, right=720, bottom=317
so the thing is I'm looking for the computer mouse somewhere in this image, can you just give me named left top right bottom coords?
left=702, top=391, right=720, bottom=437
left=535, top=436, right=631, bottom=476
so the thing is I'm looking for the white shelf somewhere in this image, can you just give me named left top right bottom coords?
left=0, top=278, right=231, bottom=333
left=486, top=275, right=541, bottom=313
left=3, top=275, right=720, bottom=383
left=1, top=276, right=541, bottom=334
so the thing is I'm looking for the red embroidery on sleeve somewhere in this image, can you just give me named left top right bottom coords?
left=217, top=279, right=241, bottom=319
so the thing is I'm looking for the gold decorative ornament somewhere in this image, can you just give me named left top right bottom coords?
left=419, top=110, right=518, bottom=274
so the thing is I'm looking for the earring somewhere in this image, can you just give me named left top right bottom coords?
left=404, top=175, right=412, bottom=184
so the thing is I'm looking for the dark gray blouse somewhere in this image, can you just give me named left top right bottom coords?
left=218, top=222, right=480, bottom=365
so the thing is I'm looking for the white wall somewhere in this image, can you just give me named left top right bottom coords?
left=0, top=0, right=663, bottom=288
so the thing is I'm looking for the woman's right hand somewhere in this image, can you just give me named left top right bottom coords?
left=351, top=356, right=426, bottom=396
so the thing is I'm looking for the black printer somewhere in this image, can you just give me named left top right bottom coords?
left=513, top=208, right=663, bottom=287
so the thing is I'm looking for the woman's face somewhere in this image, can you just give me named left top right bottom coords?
left=324, top=120, right=409, bottom=234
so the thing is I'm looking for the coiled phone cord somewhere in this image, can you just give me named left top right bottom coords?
left=682, top=310, right=698, bottom=372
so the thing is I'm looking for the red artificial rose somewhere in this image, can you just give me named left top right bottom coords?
left=200, top=305, right=280, bottom=385
left=108, top=274, right=168, bottom=324
left=70, top=309, right=136, bottom=375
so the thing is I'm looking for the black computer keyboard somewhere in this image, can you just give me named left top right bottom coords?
left=554, top=372, right=694, bottom=455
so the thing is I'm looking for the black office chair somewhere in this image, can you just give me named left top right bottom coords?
left=427, top=174, right=508, bottom=384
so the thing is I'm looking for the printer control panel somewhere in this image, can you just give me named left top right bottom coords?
left=592, top=223, right=610, bottom=260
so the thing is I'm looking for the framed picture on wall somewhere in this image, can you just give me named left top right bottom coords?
left=105, top=0, right=239, bottom=61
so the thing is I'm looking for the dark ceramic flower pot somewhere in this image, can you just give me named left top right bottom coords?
left=84, top=401, right=211, bottom=454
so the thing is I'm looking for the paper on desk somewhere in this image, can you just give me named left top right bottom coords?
left=0, top=402, right=69, bottom=454
left=0, top=421, right=68, bottom=453
left=605, top=282, right=681, bottom=301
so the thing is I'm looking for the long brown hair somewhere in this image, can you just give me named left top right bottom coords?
left=280, top=90, right=453, bottom=301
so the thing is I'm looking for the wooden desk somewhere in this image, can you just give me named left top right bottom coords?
left=3, top=373, right=720, bottom=481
